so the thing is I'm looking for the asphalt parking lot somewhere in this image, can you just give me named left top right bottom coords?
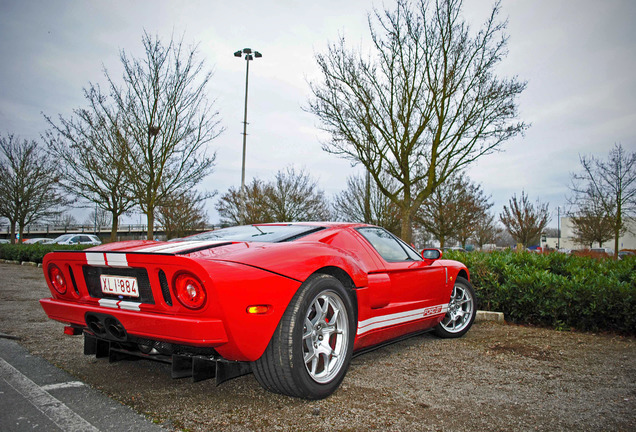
left=0, top=336, right=163, bottom=431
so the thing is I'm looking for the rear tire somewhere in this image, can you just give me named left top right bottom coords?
left=252, top=274, right=355, bottom=399
left=433, top=277, right=476, bottom=338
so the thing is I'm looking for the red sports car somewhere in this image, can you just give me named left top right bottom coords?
left=40, top=223, right=476, bottom=399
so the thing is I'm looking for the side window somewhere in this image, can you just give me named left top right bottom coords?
left=70, top=236, right=80, bottom=243
left=80, top=236, right=91, bottom=243
left=357, top=227, right=420, bottom=262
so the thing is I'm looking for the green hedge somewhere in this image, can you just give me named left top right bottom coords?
left=444, top=250, right=636, bottom=334
left=3, top=244, right=634, bottom=334
left=0, top=244, right=91, bottom=264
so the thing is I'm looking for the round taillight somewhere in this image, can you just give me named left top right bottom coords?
left=173, top=273, right=206, bottom=309
left=48, top=264, right=67, bottom=295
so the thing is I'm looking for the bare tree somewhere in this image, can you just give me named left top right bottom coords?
left=333, top=174, right=401, bottom=234
left=268, top=167, right=331, bottom=222
left=308, top=0, right=527, bottom=242
left=472, top=212, right=502, bottom=250
left=0, top=135, right=66, bottom=243
left=415, top=173, right=491, bottom=248
left=44, top=88, right=136, bottom=242
left=157, top=190, right=209, bottom=239
left=453, top=181, right=492, bottom=248
left=216, top=179, right=274, bottom=226
left=567, top=184, right=614, bottom=247
left=216, top=168, right=330, bottom=225
left=569, top=144, right=636, bottom=257
left=53, top=212, right=78, bottom=231
left=499, top=191, right=550, bottom=248
left=83, top=208, right=113, bottom=229
left=106, top=32, right=222, bottom=239
left=570, top=213, right=614, bottom=248
left=415, top=177, right=460, bottom=249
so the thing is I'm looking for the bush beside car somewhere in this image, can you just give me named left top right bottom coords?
left=0, top=244, right=91, bottom=264
left=443, top=249, right=636, bottom=334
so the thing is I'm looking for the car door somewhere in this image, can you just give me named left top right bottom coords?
left=355, top=227, right=446, bottom=317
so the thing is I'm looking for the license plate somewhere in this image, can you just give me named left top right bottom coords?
left=100, top=275, right=139, bottom=298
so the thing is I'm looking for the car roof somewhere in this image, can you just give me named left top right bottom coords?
left=252, top=221, right=369, bottom=229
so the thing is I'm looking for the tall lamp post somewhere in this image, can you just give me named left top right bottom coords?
left=234, top=48, right=262, bottom=201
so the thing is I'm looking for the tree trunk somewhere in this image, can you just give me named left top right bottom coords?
left=364, top=169, right=371, bottom=224
left=400, top=207, right=412, bottom=244
left=9, top=221, right=16, bottom=245
left=110, top=211, right=119, bottom=243
left=614, top=204, right=621, bottom=259
left=613, top=226, right=620, bottom=259
left=146, top=208, right=154, bottom=240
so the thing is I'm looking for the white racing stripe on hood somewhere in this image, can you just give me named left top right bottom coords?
left=133, top=240, right=230, bottom=254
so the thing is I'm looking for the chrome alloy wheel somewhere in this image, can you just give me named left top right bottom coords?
left=302, top=290, right=349, bottom=384
left=440, top=282, right=475, bottom=334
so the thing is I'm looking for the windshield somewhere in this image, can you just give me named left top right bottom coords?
left=186, top=224, right=323, bottom=243
left=54, top=234, right=74, bottom=242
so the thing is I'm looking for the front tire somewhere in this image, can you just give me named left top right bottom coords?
left=252, top=274, right=356, bottom=399
left=433, top=276, right=476, bottom=338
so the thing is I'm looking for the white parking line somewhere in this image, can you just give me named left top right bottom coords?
left=41, top=381, right=86, bottom=391
left=0, top=358, right=98, bottom=432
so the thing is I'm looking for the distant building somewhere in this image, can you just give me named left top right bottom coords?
left=542, top=217, right=636, bottom=251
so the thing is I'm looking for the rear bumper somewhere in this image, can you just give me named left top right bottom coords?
left=40, top=298, right=228, bottom=347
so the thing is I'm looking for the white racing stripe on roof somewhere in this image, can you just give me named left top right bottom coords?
left=85, top=252, right=105, bottom=266
left=357, top=304, right=449, bottom=336
left=132, top=240, right=202, bottom=252
left=134, top=240, right=229, bottom=254
left=105, top=253, right=128, bottom=267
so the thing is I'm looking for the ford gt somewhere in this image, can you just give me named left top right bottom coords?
left=40, top=222, right=476, bottom=399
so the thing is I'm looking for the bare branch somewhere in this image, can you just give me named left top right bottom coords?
left=307, top=0, right=527, bottom=242
left=0, top=135, right=68, bottom=243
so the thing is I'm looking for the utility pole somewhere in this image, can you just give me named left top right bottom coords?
left=234, top=48, right=262, bottom=223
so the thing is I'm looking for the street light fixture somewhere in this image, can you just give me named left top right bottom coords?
left=234, top=48, right=262, bottom=201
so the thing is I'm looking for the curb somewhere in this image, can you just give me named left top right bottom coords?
left=0, top=259, right=41, bottom=267
left=476, top=310, right=505, bottom=322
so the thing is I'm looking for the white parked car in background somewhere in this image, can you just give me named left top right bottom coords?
left=50, top=234, right=102, bottom=245
left=23, top=238, right=52, bottom=244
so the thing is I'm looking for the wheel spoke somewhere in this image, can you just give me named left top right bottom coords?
left=311, top=299, right=323, bottom=323
left=311, top=355, right=319, bottom=375
left=329, top=308, right=340, bottom=327
left=322, top=352, right=332, bottom=373
left=303, top=317, right=313, bottom=340
left=320, top=297, right=330, bottom=321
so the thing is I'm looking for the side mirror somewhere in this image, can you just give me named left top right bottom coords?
left=421, top=248, right=442, bottom=260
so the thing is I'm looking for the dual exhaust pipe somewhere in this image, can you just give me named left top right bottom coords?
left=85, top=313, right=127, bottom=341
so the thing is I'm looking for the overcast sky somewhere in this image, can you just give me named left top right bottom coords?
left=1, top=0, right=634, bottom=228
